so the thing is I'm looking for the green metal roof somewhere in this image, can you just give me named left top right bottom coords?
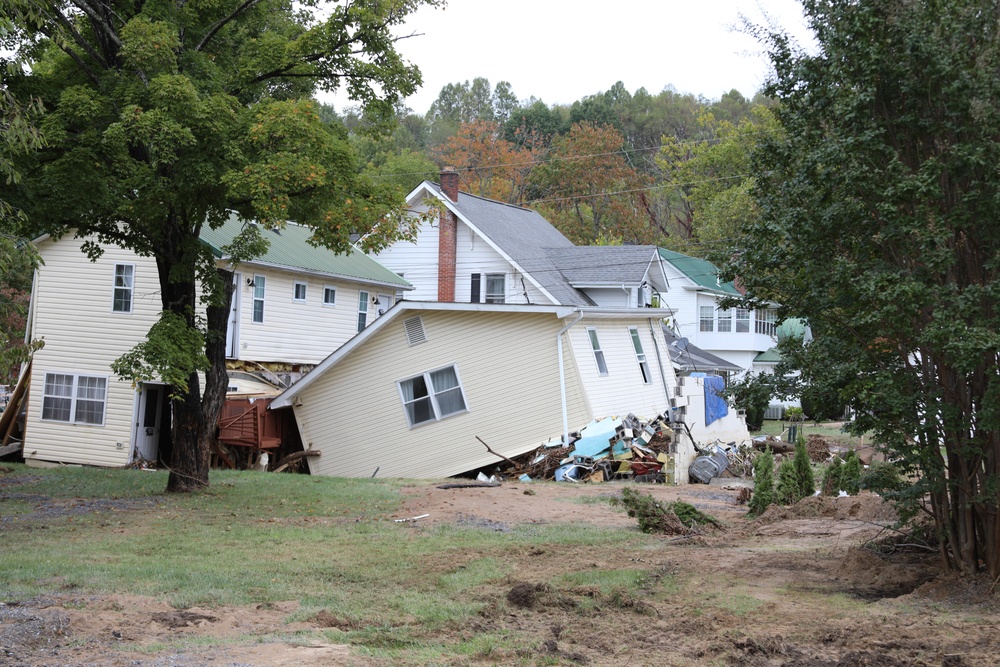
left=200, top=214, right=411, bottom=288
left=776, top=317, right=807, bottom=341
left=754, top=347, right=783, bottom=363
left=658, top=248, right=741, bottom=295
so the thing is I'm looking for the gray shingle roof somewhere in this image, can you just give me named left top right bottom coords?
left=546, top=246, right=660, bottom=286
left=424, top=183, right=594, bottom=306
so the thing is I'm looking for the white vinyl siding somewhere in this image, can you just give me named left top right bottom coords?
left=370, top=208, right=552, bottom=305
left=112, top=264, right=134, bottom=313
left=26, top=239, right=164, bottom=466
left=252, top=275, right=265, bottom=323
left=291, top=310, right=590, bottom=478
left=568, top=321, right=673, bottom=418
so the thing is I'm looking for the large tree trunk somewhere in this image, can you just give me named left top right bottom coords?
left=198, top=268, right=235, bottom=473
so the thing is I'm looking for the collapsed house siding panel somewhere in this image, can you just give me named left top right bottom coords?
left=293, top=310, right=590, bottom=478
left=25, top=238, right=163, bottom=466
left=568, top=320, right=673, bottom=419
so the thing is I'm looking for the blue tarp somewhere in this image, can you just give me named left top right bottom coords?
left=704, top=375, right=728, bottom=426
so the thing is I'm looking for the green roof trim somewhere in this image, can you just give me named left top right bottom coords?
left=776, top=317, right=807, bottom=341
left=754, top=347, right=783, bottom=363
left=658, top=248, right=741, bottom=295
left=200, top=214, right=411, bottom=289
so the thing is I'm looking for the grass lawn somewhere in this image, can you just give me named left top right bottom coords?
left=752, top=419, right=870, bottom=447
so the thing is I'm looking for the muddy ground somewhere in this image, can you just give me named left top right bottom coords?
left=2, top=481, right=998, bottom=667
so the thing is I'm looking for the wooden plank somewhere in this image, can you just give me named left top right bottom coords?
left=0, top=362, right=31, bottom=447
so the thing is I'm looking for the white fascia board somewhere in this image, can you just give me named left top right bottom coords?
left=576, top=306, right=676, bottom=319
left=233, top=259, right=414, bottom=291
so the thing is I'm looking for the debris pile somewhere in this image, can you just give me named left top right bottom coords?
left=806, top=434, right=832, bottom=462
left=497, top=413, right=676, bottom=483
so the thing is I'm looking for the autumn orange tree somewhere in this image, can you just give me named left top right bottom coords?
left=434, top=120, right=541, bottom=203
left=528, top=122, right=659, bottom=244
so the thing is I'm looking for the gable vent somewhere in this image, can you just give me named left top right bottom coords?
left=403, top=316, right=427, bottom=346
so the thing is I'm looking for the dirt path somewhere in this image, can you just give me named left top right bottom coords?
left=3, top=482, right=998, bottom=667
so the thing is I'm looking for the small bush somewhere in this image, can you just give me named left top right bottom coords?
left=859, top=460, right=904, bottom=494
left=822, top=456, right=843, bottom=496
left=748, top=447, right=775, bottom=516
left=841, top=450, right=862, bottom=495
left=793, top=437, right=816, bottom=498
left=612, top=487, right=721, bottom=534
left=776, top=458, right=800, bottom=505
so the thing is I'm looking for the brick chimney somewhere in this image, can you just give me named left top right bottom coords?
left=437, top=167, right=459, bottom=301
left=440, top=166, right=459, bottom=202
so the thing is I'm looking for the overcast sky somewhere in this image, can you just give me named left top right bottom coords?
left=323, top=0, right=816, bottom=115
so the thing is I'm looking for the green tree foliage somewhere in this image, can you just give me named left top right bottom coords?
left=657, top=107, right=778, bottom=254
left=726, top=372, right=774, bottom=432
left=748, top=447, right=775, bottom=516
left=822, top=456, right=843, bottom=496
left=729, top=0, right=1000, bottom=575
left=776, top=457, right=799, bottom=505
left=793, top=437, right=816, bottom=499
left=2, top=0, right=436, bottom=491
left=529, top=122, right=658, bottom=244
left=841, top=450, right=862, bottom=497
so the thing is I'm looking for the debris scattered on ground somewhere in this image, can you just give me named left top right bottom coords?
left=611, top=486, right=722, bottom=535
left=807, top=434, right=832, bottom=462
left=494, top=413, right=677, bottom=484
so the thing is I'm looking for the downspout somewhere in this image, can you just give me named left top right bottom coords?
left=557, top=310, right=584, bottom=445
left=649, top=318, right=672, bottom=409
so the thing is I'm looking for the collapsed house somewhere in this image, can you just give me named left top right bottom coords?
left=270, top=301, right=749, bottom=482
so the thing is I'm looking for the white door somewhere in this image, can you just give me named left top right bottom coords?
left=375, top=293, right=393, bottom=318
left=132, top=384, right=164, bottom=463
left=226, top=272, right=241, bottom=358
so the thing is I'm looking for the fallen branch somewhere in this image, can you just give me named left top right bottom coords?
left=436, top=482, right=501, bottom=489
left=476, top=435, right=517, bottom=467
left=273, top=448, right=320, bottom=473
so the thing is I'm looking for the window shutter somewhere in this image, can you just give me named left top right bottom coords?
left=470, top=274, right=481, bottom=303
left=403, top=316, right=427, bottom=346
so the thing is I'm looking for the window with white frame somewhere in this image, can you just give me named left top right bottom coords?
left=588, top=328, right=608, bottom=375
left=736, top=308, right=751, bottom=333
left=41, top=372, right=107, bottom=425
left=756, top=308, right=777, bottom=336
left=629, top=327, right=652, bottom=384
left=717, top=309, right=733, bottom=333
left=357, top=291, right=369, bottom=332
left=398, top=365, right=468, bottom=427
left=699, top=306, right=715, bottom=332
left=484, top=274, right=505, bottom=303
left=293, top=281, right=307, bottom=303
left=252, top=275, right=265, bottom=323
left=323, top=286, right=336, bottom=306
left=112, top=264, right=134, bottom=313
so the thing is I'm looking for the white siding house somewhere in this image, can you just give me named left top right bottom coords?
left=24, top=218, right=412, bottom=468
left=270, top=301, right=747, bottom=480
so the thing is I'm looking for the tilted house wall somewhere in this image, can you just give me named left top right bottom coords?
left=271, top=302, right=687, bottom=479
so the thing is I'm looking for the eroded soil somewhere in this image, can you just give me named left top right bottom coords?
left=2, top=481, right=998, bottom=667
